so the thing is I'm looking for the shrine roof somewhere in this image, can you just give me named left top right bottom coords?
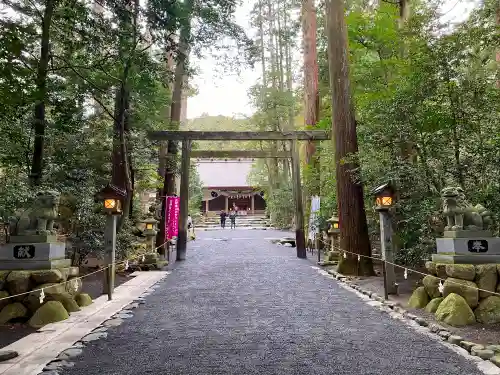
left=196, top=160, right=252, bottom=187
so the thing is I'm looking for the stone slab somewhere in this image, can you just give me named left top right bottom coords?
left=436, top=237, right=500, bottom=255
left=0, top=242, right=65, bottom=262
left=443, top=230, right=493, bottom=238
left=8, top=235, right=58, bottom=244
left=0, top=259, right=71, bottom=270
left=432, top=254, right=500, bottom=264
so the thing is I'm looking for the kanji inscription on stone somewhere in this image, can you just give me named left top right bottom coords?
left=13, top=245, right=36, bottom=259
left=467, top=239, right=488, bottom=253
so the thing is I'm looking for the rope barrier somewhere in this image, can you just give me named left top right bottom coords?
left=0, top=241, right=170, bottom=302
left=315, top=237, right=500, bottom=298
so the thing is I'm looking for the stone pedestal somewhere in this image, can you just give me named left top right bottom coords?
left=433, top=230, right=500, bottom=264
left=0, top=237, right=70, bottom=270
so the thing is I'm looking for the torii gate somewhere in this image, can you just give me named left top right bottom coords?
left=148, top=130, right=331, bottom=260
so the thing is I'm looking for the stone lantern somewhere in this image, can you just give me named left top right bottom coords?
left=143, top=217, right=158, bottom=251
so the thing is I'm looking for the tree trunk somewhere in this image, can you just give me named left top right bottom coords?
left=326, top=0, right=374, bottom=276
left=156, top=0, right=193, bottom=251
left=29, top=0, right=56, bottom=186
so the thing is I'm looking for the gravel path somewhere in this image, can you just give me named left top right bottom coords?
left=58, top=229, right=486, bottom=375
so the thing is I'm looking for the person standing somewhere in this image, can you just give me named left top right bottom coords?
left=229, top=208, right=236, bottom=229
left=219, top=210, right=227, bottom=229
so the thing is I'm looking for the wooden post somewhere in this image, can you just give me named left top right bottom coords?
left=291, top=140, right=306, bottom=258
left=176, top=140, right=191, bottom=261
left=225, top=196, right=229, bottom=211
left=379, top=210, right=397, bottom=294
left=205, top=199, right=209, bottom=214
left=251, top=195, right=255, bottom=214
left=102, top=215, right=117, bottom=299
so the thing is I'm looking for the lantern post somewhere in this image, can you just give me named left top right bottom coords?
left=96, top=184, right=126, bottom=300
left=372, top=182, right=398, bottom=297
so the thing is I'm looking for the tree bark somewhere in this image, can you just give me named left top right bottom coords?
left=156, top=0, right=193, bottom=251
left=29, top=0, right=56, bottom=186
left=326, top=0, right=374, bottom=276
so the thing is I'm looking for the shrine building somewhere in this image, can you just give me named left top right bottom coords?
left=196, top=159, right=266, bottom=216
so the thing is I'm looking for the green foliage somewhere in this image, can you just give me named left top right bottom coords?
left=0, top=0, right=252, bottom=254
left=315, top=0, right=500, bottom=266
left=265, top=184, right=294, bottom=229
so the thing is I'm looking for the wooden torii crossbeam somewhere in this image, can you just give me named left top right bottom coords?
left=148, top=130, right=332, bottom=261
left=148, top=130, right=330, bottom=141
left=191, top=150, right=290, bottom=159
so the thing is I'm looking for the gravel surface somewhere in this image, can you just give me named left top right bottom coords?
left=58, top=229, right=486, bottom=375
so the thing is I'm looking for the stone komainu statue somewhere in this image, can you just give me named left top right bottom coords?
left=9, top=190, right=61, bottom=236
left=441, top=187, right=492, bottom=231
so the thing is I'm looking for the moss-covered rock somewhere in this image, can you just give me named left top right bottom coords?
left=0, top=271, right=10, bottom=290
left=75, top=293, right=93, bottom=307
left=445, top=264, right=476, bottom=281
left=0, top=302, right=28, bottom=324
left=325, top=251, right=340, bottom=262
left=475, top=264, right=497, bottom=299
left=436, top=263, right=448, bottom=279
left=474, top=296, right=500, bottom=324
left=408, top=286, right=430, bottom=309
left=68, top=267, right=79, bottom=278
left=31, top=269, right=65, bottom=284
left=142, top=253, right=159, bottom=265
left=435, top=293, right=476, bottom=326
left=422, top=275, right=441, bottom=299
left=38, top=283, right=66, bottom=295
left=425, top=261, right=437, bottom=276
left=49, top=293, right=80, bottom=313
left=6, top=271, right=32, bottom=295
left=425, top=297, right=444, bottom=314
left=0, top=291, right=11, bottom=311
left=443, top=278, right=479, bottom=308
left=28, top=301, right=69, bottom=328
left=65, top=277, right=82, bottom=296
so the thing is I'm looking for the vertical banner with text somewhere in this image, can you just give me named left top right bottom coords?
left=308, top=196, right=321, bottom=242
left=165, top=196, right=180, bottom=241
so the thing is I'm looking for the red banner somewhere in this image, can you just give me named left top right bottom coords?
left=165, top=196, right=180, bottom=241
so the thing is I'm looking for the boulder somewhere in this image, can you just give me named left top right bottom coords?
left=38, top=283, right=66, bottom=295
left=475, top=264, right=497, bottom=299
left=68, top=267, right=79, bottom=278
left=436, top=264, right=447, bottom=279
left=28, top=301, right=69, bottom=328
left=0, top=271, right=10, bottom=290
left=425, top=297, right=444, bottom=314
left=425, top=261, right=437, bottom=276
left=474, top=296, right=500, bottom=324
left=0, top=302, right=28, bottom=324
left=49, top=293, right=80, bottom=313
left=422, top=275, right=441, bottom=299
left=24, top=291, right=80, bottom=314
left=142, top=253, right=159, bottom=265
left=6, top=271, right=32, bottom=296
left=408, top=287, right=430, bottom=309
left=445, top=264, right=475, bottom=281
left=443, top=278, right=479, bottom=308
left=435, top=293, right=476, bottom=327
left=31, top=269, right=65, bottom=284
left=0, top=291, right=11, bottom=311
left=65, top=277, right=82, bottom=296
left=75, top=293, right=93, bottom=307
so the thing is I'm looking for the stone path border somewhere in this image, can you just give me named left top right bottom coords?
left=316, top=267, right=500, bottom=374
left=0, top=271, right=169, bottom=375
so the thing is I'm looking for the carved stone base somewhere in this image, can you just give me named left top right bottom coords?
left=0, top=259, right=71, bottom=270
left=443, top=230, right=493, bottom=238
left=9, top=234, right=58, bottom=243
left=432, top=254, right=500, bottom=264
left=436, top=237, right=500, bottom=255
